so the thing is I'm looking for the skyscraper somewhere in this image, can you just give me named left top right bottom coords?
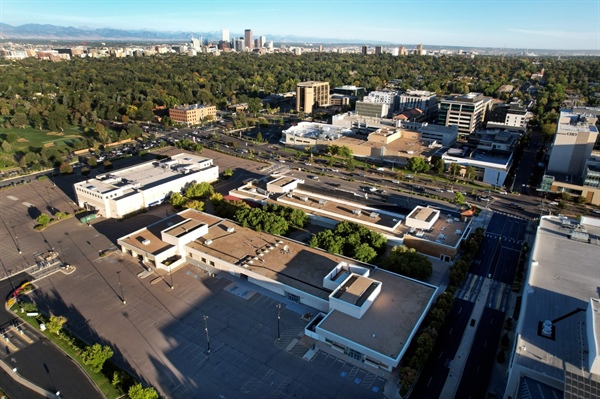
left=362, top=45, right=368, bottom=55
left=375, top=46, right=382, bottom=55
left=260, top=36, right=266, bottom=47
left=222, top=29, right=229, bottom=42
left=244, top=29, right=253, bottom=49
left=416, top=43, right=423, bottom=55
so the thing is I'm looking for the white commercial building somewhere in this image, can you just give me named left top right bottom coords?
left=74, top=153, right=218, bottom=219
left=504, top=216, right=600, bottom=399
left=547, top=109, right=599, bottom=178
left=397, top=90, right=438, bottom=119
left=441, top=147, right=512, bottom=187
left=280, top=122, right=352, bottom=147
left=118, top=209, right=437, bottom=371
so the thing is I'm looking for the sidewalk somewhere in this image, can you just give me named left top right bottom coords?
left=0, top=358, right=55, bottom=398
left=439, top=277, right=493, bottom=398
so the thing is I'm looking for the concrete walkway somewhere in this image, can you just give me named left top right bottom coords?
left=0, top=358, right=56, bottom=398
left=439, top=277, right=493, bottom=398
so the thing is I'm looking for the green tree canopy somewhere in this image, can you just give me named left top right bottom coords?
left=81, top=343, right=114, bottom=373
left=382, top=245, right=433, bottom=280
left=47, top=314, right=67, bottom=335
left=128, top=383, right=159, bottom=399
left=184, top=182, right=214, bottom=199
left=406, top=157, right=430, bottom=173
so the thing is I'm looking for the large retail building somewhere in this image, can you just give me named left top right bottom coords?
left=74, top=153, right=218, bottom=218
left=117, top=209, right=437, bottom=371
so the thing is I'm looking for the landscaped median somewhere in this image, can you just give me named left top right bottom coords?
left=10, top=300, right=158, bottom=399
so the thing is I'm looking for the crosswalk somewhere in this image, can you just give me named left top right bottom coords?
left=456, top=273, right=512, bottom=312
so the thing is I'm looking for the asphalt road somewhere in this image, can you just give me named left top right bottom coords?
left=455, top=308, right=505, bottom=399
left=410, top=298, right=475, bottom=398
left=0, top=366, right=46, bottom=399
left=412, top=213, right=527, bottom=398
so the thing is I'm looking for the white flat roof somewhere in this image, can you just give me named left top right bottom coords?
left=514, top=216, right=600, bottom=382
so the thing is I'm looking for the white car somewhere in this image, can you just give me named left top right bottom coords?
left=549, top=201, right=559, bottom=206
left=305, top=162, right=312, bottom=166
left=498, top=191, right=508, bottom=195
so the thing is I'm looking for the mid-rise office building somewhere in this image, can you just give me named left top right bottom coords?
left=437, top=92, right=493, bottom=135
left=486, top=102, right=532, bottom=132
left=356, top=91, right=398, bottom=118
left=547, top=109, right=599, bottom=177
left=169, top=104, right=217, bottom=125
left=362, top=45, right=368, bottom=55
left=397, top=90, right=438, bottom=120
left=233, top=38, right=244, bottom=52
left=260, top=36, right=266, bottom=47
left=296, top=81, right=330, bottom=113
left=416, top=44, right=423, bottom=55
left=375, top=46, right=382, bottom=55
left=221, top=28, right=229, bottom=42
left=244, top=29, right=253, bottom=49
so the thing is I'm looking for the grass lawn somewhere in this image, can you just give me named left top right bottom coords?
left=17, top=311, right=124, bottom=399
left=0, top=124, right=86, bottom=151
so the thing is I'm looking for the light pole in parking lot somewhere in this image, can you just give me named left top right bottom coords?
left=11, top=226, right=21, bottom=254
left=276, top=303, right=282, bottom=341
left=117, top=271, right=126, bottom=304
left=203, top=315, right=211, bottom=354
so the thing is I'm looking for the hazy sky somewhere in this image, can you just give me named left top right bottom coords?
left=1, top=0, right=599, bottom=50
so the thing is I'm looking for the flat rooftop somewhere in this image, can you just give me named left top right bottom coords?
left=408, top=206, right=438, bottom=222
left=76, top=153, right=213, bottom=195
left=275, top=187, right=465, bottom=248
left=319, top=268, right=436, bottom=360
left=515, top=216, right=600, bottom=382
left=181, top=210, right=348, bottom=300
left=283, top=122, right=352, bottom=139
left=333, top=134, right=440, bottom=160
left=277, top=189, right=403, bottom=231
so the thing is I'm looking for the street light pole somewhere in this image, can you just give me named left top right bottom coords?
left=11, top=226, right=21, bottom=254
left=117, top=271, right=126, bottom=304
left=276, top=304, right=282, bottom=341
left=169, top=268, right=174, bottom=290
left=203, top=316, right=211, bottom=354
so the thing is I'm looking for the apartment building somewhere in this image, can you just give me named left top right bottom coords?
left=437, top=92, right=493, bottom=135
left=296, top=81, right=330, bottom=113
left=169, top=104, right=217, bottom=125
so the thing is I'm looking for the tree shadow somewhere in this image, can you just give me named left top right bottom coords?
left=28, top=286, right=142, bottom=385
left=27, top=206, right=41, bottom=220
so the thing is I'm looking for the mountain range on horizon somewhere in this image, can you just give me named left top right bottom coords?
left=0, top=23, right=394, bottom=46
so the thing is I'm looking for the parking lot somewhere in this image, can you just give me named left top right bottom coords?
left=0, top=175, right=388, bottom=398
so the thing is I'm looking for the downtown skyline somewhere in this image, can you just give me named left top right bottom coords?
left=0, top=0, right=599, bottom=50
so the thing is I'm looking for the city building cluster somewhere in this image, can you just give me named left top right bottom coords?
left=0, top=28, right=480, bottom=61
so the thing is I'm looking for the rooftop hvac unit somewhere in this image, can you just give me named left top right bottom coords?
left=352, top=209, right=362, bottom=216
left=204, top=239, right=213, bottom=246
left=370, top=212, right=379, bottom=218
left=227, top=227, right=235, bottom=233
left=142, top=239, right=151, bottom=245
left=300, top=196, right=309, bottom=202
left=319, top=199, right=327, bottom=205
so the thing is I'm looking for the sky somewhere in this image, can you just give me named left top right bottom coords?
left=1, top=0, right=599, bottom=50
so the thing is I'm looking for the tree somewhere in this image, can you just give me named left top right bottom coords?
left=1, top=140, right=12, bottom=153
left=338, top=146, right=353, bottom=159
left=247, top=98, right=262, bottom=116
left=128, top=383, right=159, bottom=399
left=382, top=246, right=433, bottom=280
left=88, top=156, right=98, bottom=168
left=59, top=162, right=73, bottom=174
left=184, top=182, right=214, bottom=199
left=81, top=343, right=114, bottom=373
left=169, top=192, right=188, bottom=208
left=47, top=314, right=67, bottom=335
left=448, top=162, right=461, bottom=178
left=406, top=157, right=430, bottom=173
left=432, top=158, right=445, bottom=175
left=184, top=199, right=204, bottom=211
left=454, top=192, right=465, bottom=204
left=256, top=132, right=264, bottom=142
left=95, top=122, right=109, bottom=144
left=47, top=104, right=69, bottom=131
left=6, top=132, right=18, bottom=144
left=36, top=213, right=52, bottom=227
left=222, top=168, right=234, bottom=178
left=11, top=113, right=28, bottom=128
left=465, top=166, right=476, bottom=182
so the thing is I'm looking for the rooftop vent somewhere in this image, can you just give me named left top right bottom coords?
left=370, top=212, right=379, bottom=219
left=352, top=209, right=362, bottom=216
left=142, top=239, right=151, bottom=246
left=204, top=239, right=213, bottom=246
left=227, top=226, right=235, bottom=233
left=541, top=320, right=553, bottom=337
